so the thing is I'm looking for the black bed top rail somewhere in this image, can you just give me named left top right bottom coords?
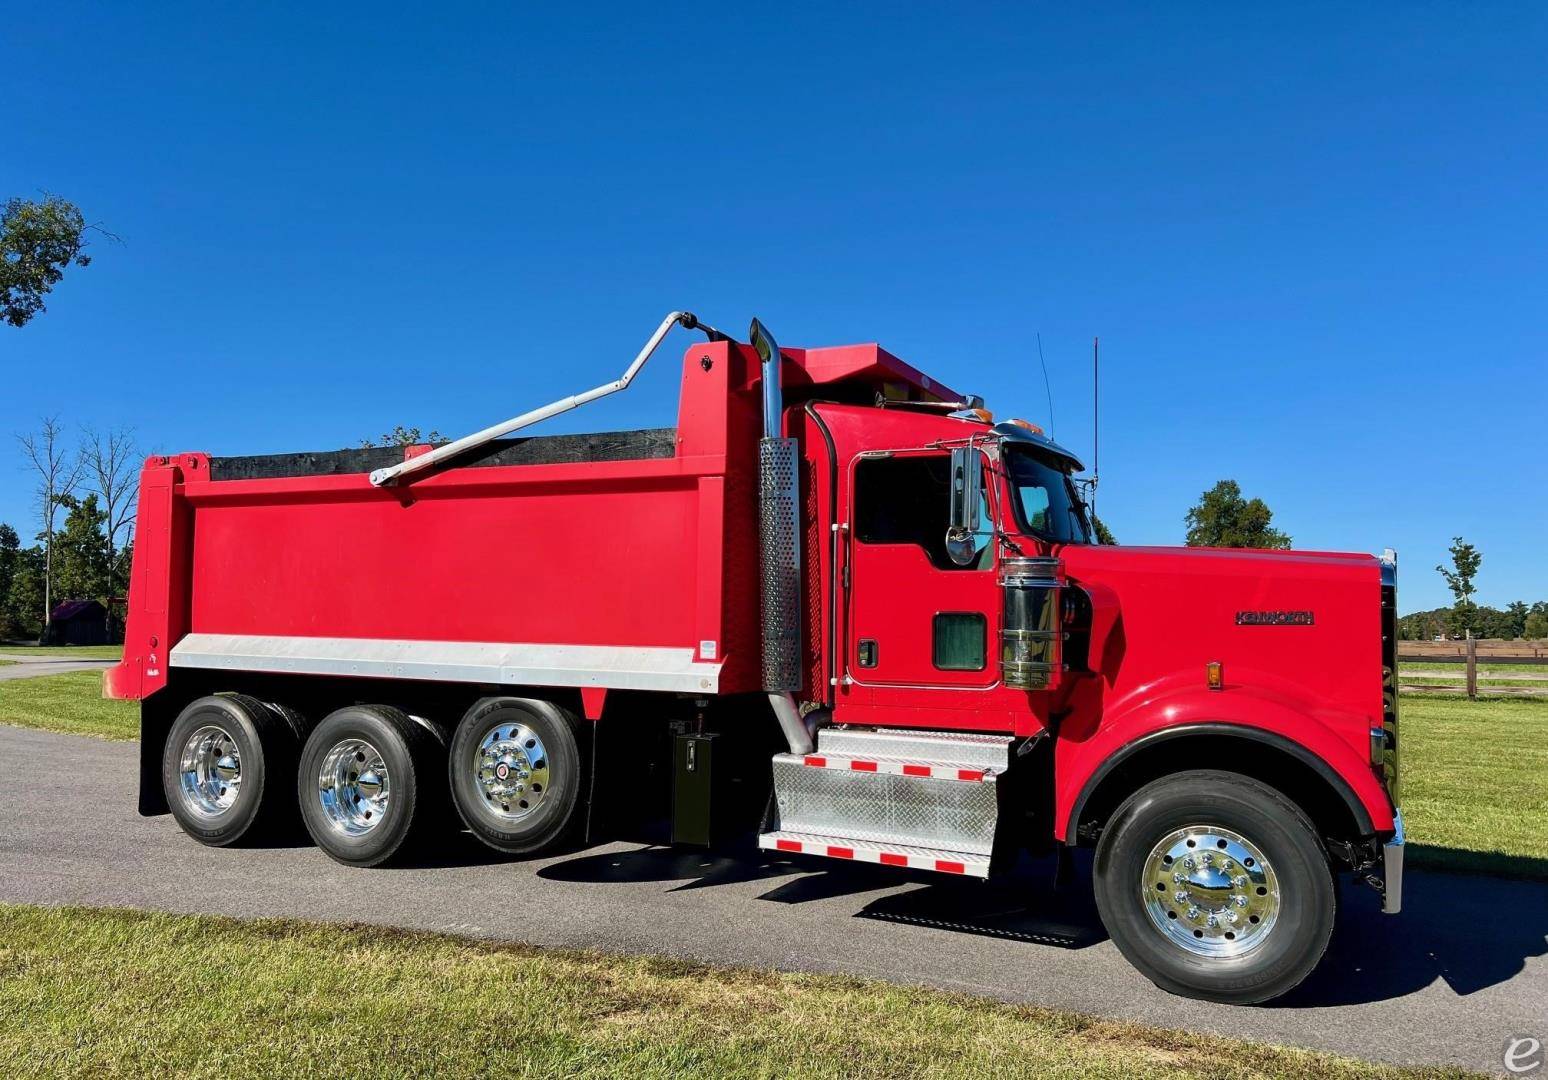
left=208, top=428, right=678, bottom=481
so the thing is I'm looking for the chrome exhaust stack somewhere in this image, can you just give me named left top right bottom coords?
left=750, top=318, right=810, bottom=755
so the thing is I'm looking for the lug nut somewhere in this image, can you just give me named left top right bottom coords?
left=1186, top=906, right=1200, bottom=920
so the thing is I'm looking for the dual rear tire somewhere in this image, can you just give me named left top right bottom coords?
left=296, top=705, right=446, bottom=868
left=163, top=693, right=587, bottom=867
left=162, top=694, right=303, bottom=846
left=446, top=697, right=586, bottom=856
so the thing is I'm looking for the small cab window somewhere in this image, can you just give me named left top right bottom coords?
left=855, top=455, right=990, bottom=570
left=933, top=612, right=987, bottom=670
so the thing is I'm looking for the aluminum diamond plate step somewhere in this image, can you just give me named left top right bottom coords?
left=758, top=829, right=991, bottom=879
left=769, top=753, right=1000, bottom=856
left=815, top=726, right=1013, bottom=771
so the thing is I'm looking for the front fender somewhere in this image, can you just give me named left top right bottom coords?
left=1054, top=674, right=1394, bottom=840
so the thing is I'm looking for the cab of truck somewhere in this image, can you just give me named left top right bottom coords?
left=780, top=341, right=1399, bottom=1003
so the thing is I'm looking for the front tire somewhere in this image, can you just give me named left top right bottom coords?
left=449, top=697, right=586, bottom=856
left=298, top=705, right=444, bottom=868
left=1092, top=769, right=1335, bottom=1004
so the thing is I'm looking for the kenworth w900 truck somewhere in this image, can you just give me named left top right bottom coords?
left=106, top=312, right=1402, bottom=1003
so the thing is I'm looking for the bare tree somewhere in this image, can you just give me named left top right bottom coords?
left=17, top=416, right=84, bottom=628
left=83, top=425, right=138, bottom=594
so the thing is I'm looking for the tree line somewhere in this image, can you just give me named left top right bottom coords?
left=1, top=419, right=137, bottom=642
left=1400, top=536, right=1546, bottom=641
left=1398, top=602, right=1548, bottom=642
left=0, top=424, right=442, bottom=642
left=2, top=195, right=130, bottom=642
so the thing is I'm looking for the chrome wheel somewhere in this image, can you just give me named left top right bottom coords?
left=474, top=721, right=550, bottom=820
left=178, top=724, right=242, bottom=816
left=1141, top=824, right=1281, bottom=958
left=317, top=739, right=390, bottom=836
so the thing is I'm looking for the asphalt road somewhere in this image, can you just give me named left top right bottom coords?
left=1, top=725, right=1541, bottom=1075
left=0, top=653, right=116, bottom=681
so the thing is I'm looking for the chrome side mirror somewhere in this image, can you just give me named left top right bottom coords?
left=945, top=446, right=981, bottom=566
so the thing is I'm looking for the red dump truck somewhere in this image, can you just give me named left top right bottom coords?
left=106, top=312, right=1401, bottom=1003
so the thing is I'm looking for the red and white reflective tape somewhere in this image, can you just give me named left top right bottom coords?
left=799, top=754, right=990, bottom=783
left=762, top=834, right=988, bottom=878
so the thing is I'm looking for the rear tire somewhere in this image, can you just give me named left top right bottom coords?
left=162, top=694, right=299, bottom=847
left=449, top=697, right=586, bottom=856
left=298, top=705, right=444, bottom=868
left=1092, top=769, right=1335, bottom=1004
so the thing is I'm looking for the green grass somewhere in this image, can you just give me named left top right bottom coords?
left=0, top=905, right=1468, bottom=1080
left=1399, top=660, right=1548, bottom=687
left=0, top=644, right=123, bottom=659
left=0, top=670, right=138, bottom=740
left=1400, top=693, right=1548, bottom=878
left=1399, top=661, right=1548, bottom=688
left=1400, top=660, right=1548, bottom=674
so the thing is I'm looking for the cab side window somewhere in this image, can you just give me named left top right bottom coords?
left=854, top=455, right=990, bottom=571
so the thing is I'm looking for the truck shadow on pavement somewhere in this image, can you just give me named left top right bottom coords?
left=538, top=843, right=1107, bottom=948
left=1279, top=863, right=1548, bottom=1007
left=534, top=842, right=800, bottom=892
left=537, top=840, right=1548, bottom=1007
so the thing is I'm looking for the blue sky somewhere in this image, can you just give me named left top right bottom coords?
left=4, top=3, right=1544, bottom=612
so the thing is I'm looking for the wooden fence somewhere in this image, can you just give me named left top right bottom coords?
left=1397, top=638, right=1548, bottom=699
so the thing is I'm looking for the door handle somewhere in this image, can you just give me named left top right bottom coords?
left=857, top=638, right=878, bottom=668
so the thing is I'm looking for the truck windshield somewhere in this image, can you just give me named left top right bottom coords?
left=1004, top=446, right=1092, bottom=544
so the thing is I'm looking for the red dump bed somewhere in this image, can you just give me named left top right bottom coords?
left=106, top=339, right=955, bottom=703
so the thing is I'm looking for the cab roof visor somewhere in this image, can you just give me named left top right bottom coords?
left=992, top=420, right=1086, bottom=472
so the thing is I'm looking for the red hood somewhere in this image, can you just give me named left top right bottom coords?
left=1057, top=541, right=1386, bottom=737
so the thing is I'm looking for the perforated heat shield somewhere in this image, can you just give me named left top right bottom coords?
left=759, top=437, right=803, bottom=691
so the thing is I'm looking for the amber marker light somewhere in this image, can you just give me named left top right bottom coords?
left=1206, top=661, right=1224, bottom=691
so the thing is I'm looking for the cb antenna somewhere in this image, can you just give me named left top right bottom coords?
left=1091, top=335, right=1100, bottom=522
left=1036, top=332, right=1055, bottom=437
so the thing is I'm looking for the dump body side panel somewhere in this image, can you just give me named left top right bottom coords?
left=108, top=340, right=768, bottom=701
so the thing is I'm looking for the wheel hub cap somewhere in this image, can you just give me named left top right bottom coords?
left=317, top=739, right=390, bottom=836
left=178, top=724, right=242, bottom=816
left=475, top=722, right=549, bottom=820
left=1142, top=825, right=1280, bottom=957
